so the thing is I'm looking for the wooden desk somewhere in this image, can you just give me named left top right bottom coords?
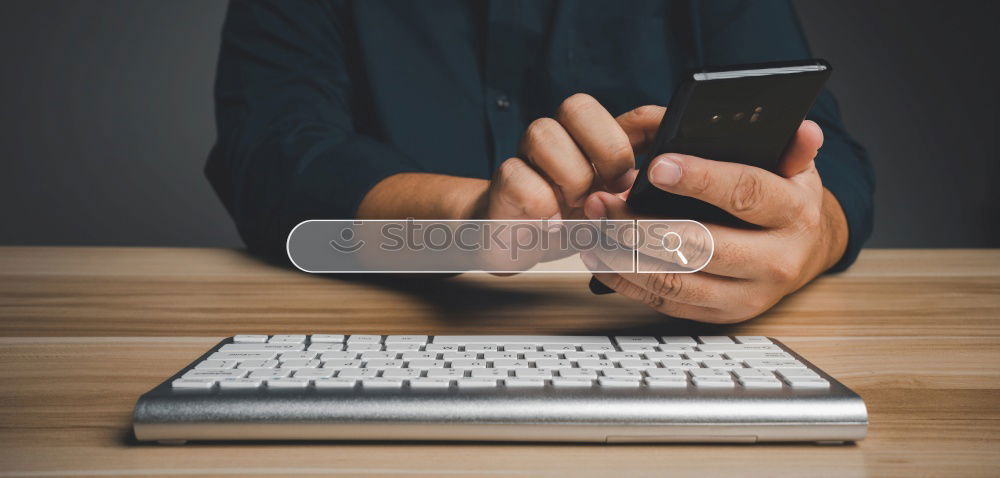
left=0, top=247, right=998, bottom=476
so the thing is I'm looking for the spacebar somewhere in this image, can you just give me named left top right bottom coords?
left=432, top=336, right=612, bottom=345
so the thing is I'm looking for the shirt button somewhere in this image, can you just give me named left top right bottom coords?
left=495, top=95, right=511, bottom=110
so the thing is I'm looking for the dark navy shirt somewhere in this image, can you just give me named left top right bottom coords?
left=207, top=0, right=874, bottom=270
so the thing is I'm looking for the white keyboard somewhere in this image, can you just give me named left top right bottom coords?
left=135, top=335, right=866, bottom=444
left=171, top=335, right=829, bottom=391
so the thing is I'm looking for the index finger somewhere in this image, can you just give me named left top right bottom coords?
left=556, top=94, right=634, bottom=193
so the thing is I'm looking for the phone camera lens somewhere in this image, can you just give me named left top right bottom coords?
left=710, top=114, right=721, bottom=124
left=754, top=106, right=763, bottom=113
left=750, top=112, right=760, bottom=123
left=733, top=112, right=745, bottom=121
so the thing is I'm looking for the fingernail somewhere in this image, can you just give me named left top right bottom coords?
left=649, top=155, right=682, bottom=187
left=608, top=168, right=640, bottom=192
left=546, top=212, right=563, bottom=231
left=583, top=194, right=607, bottom=219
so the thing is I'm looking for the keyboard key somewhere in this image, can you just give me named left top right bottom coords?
left=645, top=378, right=688, bottom=388
left=363, top=359, right=402, bottom=369
left=576, top=359, right=616, bottom=369
left=345, top=343, right=383, bottom=352
left=249, top=369, right=291, bottom=379
left=384, top=335, right=428, bottom=344
left=688, top=368, right=731, bottom=378
left=601, top=369, right=642, bottom=379
left=195, top=360, right=237, bottom=370
left=293, top=369, right=335, bottom=379
left=400, top=352, right=438, bottom=360
left=269, top=335, right=307, bottom=344
left=381, top=368, right=423, bottom=379
left=171, top=378, right=216, bottom=389
left=580, top=344, right=616, bottom=352
left=424, top=344, right=461, bottom=352
left=384, top=343, right=423, bottom=352
left=775, top=368, right=821, bottom=379
left=220, top=343, right=303, bottom=352
left=308, top=343, right=344, bottom=352
left=491, top=359, right=531, bottom=369
left=359, top=352, right=398, bottom=360
left=604, top=352, right=643, bottom=361
left=237, top=359, right=279, bottom=370
left=598, top=377, right=641, bottom=388
left=657, top=360, right=701, bottom=369
left=218, top=378, right=263, bottom=390
left=541, top=344, right=577, bottom=352
left=504, top=378, right=545, bottom=388
left=744, top=360, right=807, bottom=370
left=209, top=352, right=278, bottom=361
left=234, top=335, right=268, bottom=343
left=732, top=368, right=773, bottom=379
left=322, top=359, right=361, bottom=369
left=266, top=377, right=311, bottom=388
left=696, top=344, right=782, bottom=352
left=552, top=378, right=593, bottom=388
left=336, top=368, right=379, bottom=379
left=432, top=336, right=612, bottom=345
left=441, top=352, right=478, bottom=360
left=314, top=378, right=357, bottom=389
left=449, top=360, right=487, bottom=369
left=280, top=359, right=321, bottom=369
left=523, top=352, right=560, bottom=360
left=557, top=368, right=598, bottom=379
left=502, top=344, right=537, bottom=352
left=785, top=377, right=830, bottom=389
left=723, top=351, right=793, bottom=360
left=734, top=336, right=772, bottom=344
left=280, top=352, right=319, bottom=361
left=614, top=336, right=659, bottom=345
left=642, top=352, right=683, bottom=361
left=644, top=368, right=686, bottom=379
left=183, top=370, right=247, bottom=379
left=470, top=368, right=509, bottom=378
left=483, top=352, right=520, bottom=361
left=310, top=334, right=345, bottom=343
left=409, top=378, right=452, bottom=389
left=657, top=344, right=695, bottom=352
left=739, top=377, right=783, bottom=389
left=700, top=360, right=745, bottom=370
left=618, top=344, right=657, bottom=352
left=425, top=368, right=466, bottom=378
left=464, top=344, right=499, bottom=352
left=692, top=377, right=735, bottom=389
left=697, top=336, right=735, bottom=344
left=347, top=335, right=382, bottom=344
left=534, top=359, right=572, bottom=368
left=362, top=378, right=404, bottom=389
left=457, top=378, right=498, bottom=388
left=683, top=352, right=724, bottom=360
left=514, top=368, right=552, bottom=378
left=563, top=352, right=601, bottom=360
left=406, top=359, right=445, bottom=369
left=320, top=352, right=359, bottom=360
left=660, top=336, right=697, bottom=345
left=618, top=360, right=659, bottom=370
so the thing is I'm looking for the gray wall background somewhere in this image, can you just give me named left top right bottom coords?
left=1, top=0, right=997, bottom=248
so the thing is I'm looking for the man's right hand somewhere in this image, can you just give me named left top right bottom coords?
left=474, top=94, right=663, bottom=221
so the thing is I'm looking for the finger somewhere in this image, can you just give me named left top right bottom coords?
left=584, top=191, right=759, bottom=279
left=615, top=105, right=666, bottom=153
left=488, top=157, right=561, bottom=220
left=556, top=94, right=635, bottom=193
left=778, top=120, right=824, bottom=178
left=646, top=153, right=804, bottom=228
left=519, top=118, right=595, bottom=207
left=587, top=269, right=726, bottom=322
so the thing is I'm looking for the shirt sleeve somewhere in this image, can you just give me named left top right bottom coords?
left=205, top=1, right=423, bottom=261
left=696, top=0, right=876, bottom=271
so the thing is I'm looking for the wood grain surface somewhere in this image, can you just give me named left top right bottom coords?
left=0, top=247, right=998, bottom=477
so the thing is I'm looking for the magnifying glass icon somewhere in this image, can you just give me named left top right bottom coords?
left=661, top=231, right=689, bottom=265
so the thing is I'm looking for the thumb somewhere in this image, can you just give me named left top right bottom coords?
left=779, top=120, right=824, bottom=178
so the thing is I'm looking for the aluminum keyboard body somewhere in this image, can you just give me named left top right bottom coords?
left=133, top=335, right=868, bottom=443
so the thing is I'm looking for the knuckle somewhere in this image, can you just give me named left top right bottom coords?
left=766, top=257, right=800, bottom=284
left=524, top=117, right=560, bottom=147
left=603, top=135, right=634, bottom=166
left=688, top=166, right=713, bottom=196
left=632, top=104, right=663, bottom=119
left=496, top=157, right=525, bottom=181
left=645, top=272, right=685, bottom=300
left=729, top=170, right=765, bottom=213
left=557, top=93, right=597, bottom=120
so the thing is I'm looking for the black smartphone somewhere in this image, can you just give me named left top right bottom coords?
left=590, top=59, right=832, bottom=294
